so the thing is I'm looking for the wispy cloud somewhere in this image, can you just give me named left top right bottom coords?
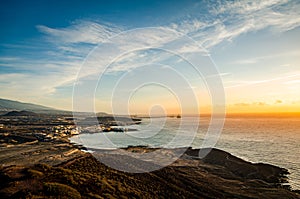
left=233, top=101, right=268, bottom=107
left=36, top=20, right=123, bottom=44
left=284, top=80, right=300, bottom=84
left=1, top=0, right=300, bottom=109
left=34, top=1, right=300, bottom=63
left=211, top=0, right=287, bottom=15
left=34, top=1, right=300, bottom=60
left=225, top=73, right=300, bottom=88
left=0, top=57, right=20, bottom=61
left=232, top=50, right=300, bottom=65
left=172, top=0, right=300, bottom=48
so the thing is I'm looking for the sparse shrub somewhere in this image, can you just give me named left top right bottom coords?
left=87, top=192, right=103, bottom=199
left=33, top=163, right=51, bottom=171
left=27, top=168, right=44, bottom=178
left=43, top=182, right=81, bottom=199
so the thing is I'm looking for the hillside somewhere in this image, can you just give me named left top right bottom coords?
left=0, top=98, right=75, bottom=115
left=0, top=147, right=299, bottom=198
left=3, top=110, right=38, bottom=117
left=0, top=98, right=55, bottom=112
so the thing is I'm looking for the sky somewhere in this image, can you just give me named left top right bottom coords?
left=0, top=0, right=300, bottom=115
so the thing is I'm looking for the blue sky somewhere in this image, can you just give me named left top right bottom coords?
left=0, top=0, right=300, bottom=113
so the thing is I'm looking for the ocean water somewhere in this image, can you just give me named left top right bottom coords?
left=70, top=117, right=300, bottom=190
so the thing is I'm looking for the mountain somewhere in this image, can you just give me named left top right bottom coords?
left=0, top=98, right=110, bottom=116
left=3, top=110, right=38, bottom=117
left=0, top=98, right=57, bottom=114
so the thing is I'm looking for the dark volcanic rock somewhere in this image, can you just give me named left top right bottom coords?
left=0, top=147, right=299, bottom=198
left=186, top=148, right=290, bottom=184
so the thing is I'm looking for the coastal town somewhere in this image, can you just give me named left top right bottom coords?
left=0, top=111, right=143, bottom=146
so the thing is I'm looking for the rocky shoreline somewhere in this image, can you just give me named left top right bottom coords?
left=0, top=142, right=299, bottom=198
left=0, top=113, right=299, bottom=198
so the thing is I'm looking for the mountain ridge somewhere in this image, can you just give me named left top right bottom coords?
left=3, top=110, right=38, bottom=117
left=0, top=98, right=64, bottom=115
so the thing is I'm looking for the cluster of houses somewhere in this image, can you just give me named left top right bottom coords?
left=37, top=125, right=80, bottom=141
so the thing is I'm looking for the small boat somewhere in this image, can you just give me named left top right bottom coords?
left=176, top=114, right=181, bottom=118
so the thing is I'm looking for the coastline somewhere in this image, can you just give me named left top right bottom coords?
left=0, top=113, right=299, bottom=198
left=0, top=138, right=299, bottom=198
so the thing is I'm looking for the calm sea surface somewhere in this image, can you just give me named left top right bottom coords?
left=70, top=117, right=300, bottom=190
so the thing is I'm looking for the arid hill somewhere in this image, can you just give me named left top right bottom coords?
left=0, top=147, right=299, bottom=199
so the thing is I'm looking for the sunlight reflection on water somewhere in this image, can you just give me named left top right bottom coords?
left=70, top=117, right=300, bottom=190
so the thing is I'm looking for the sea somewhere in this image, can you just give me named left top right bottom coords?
left=70, top=116, right=300, bottom=190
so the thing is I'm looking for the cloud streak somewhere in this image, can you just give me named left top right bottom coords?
left=36, top=20, right=123, bottom=44
left=225, top=73, right=300, bottom=88
left=1, top=0, right=300, bottom=109
left=186, top=0, right=300, bottom=48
